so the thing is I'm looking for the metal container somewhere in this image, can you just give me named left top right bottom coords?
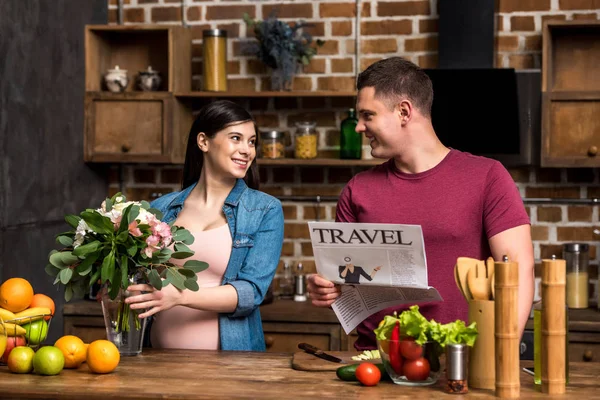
left=446, top=343, right=469, bottom=394
left=563, top=243, right=589, bottom=309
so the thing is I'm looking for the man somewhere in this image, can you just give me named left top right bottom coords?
left=307, top=57, right=534, bottom=350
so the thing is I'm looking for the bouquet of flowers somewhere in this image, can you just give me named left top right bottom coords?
left=46, top=192, right=207, bottom=332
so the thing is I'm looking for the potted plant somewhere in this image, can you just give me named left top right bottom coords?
left=243, top=12, right=325, bottom=91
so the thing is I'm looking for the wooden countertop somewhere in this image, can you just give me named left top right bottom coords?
left=0, top=350, right=596, bottom=399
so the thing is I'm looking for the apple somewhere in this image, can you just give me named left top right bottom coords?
left=22, top=319, right=48, bottom=345
left=1, top=336, right=27, bottom=363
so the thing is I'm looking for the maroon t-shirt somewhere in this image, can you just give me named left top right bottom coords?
left=335, top=149, right=530, bottom=350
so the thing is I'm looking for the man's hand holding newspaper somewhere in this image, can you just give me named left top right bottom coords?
left=308, top=222, right=443, bottom=334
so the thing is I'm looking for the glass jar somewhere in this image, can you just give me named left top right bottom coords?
left=202, top=29, right=227, bottom=92
left=563, top=243, right=589, bottom=309
left=260, top=130, right=286, bottom=159
left=294, top=121, right=318, bottom=159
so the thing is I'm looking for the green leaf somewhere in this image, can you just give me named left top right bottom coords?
left=49, top=251, right=78, bottom=268
left=166, top=268, right=186, bottom=290
left=65, top=284, right=73, bottom=302
left=72, top=284, right=86, bottom=299
left=80, top=211, right=113, bottom=234
left=88, top=268, right=101, bottom=288
left=174, top=243, right=192, bottom=253
left=161, top=275, right=171, bottom=287
left=105, top=197, right=113, bottom=212
left=184, top=279, right=199, bottom=291
left=171, top=251, right=194, bottom=259
left=182, top=260, right=209, bottom=273
left=57, top=235, right=74, bottom=247
left=147, top=208, right=163, bottom=220
left=65, top=214, right=80, bottom=229
left=148, top=269, right=162, bottom=290
left=173, top=229, right=194, bottom=245
left=178, top=268, right=197, bottom=278
left=72, top=241, right=101, bottom=257
left=127, top=205, right=140, bottom=224
left=152, top=248, right=172, bottom=264
left=110, top=192, right=124, bottom=203
left=59, top=268, right=73, bottom=285
left=100, top=251, right=115, bottom=284
left=109, top=270, right=120, bottom=299
left=127, top=242, right=138, bottom=257
left=45, top=263, right=59, bottom=277
left=140, top=200, right=151, bottom=210
left=75, top=251, right=99, bottom=276
left=116, top=230, right=130, bottom=243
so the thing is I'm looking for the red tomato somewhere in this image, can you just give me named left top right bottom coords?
left=403, top=357, right=430, bottom=381
left=355, top=362, right=381, bottom=386
left=399, top=337, right=423, bottom=360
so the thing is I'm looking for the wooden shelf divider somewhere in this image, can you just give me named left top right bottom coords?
left=174, top=90, right=358, bottom=98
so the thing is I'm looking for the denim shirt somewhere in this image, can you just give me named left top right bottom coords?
left=149, top=179, right=284, bottom=351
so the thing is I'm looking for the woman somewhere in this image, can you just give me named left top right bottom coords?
left=125, top=100, right=284, bottom=351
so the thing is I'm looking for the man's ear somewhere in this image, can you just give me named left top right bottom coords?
left=398, top=100, right=412, bottom=126
left=197, top=132, right=208, bottom=152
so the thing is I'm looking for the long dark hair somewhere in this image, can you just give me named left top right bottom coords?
left=182, top=100, right=260, bottom=190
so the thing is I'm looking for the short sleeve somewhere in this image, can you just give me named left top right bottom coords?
left=483, top=162, right=530, bottom=239
left=335, top=179, right=357, bottom=223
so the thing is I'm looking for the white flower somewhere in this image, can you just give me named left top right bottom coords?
left=74, top=219, right=92, bottom=248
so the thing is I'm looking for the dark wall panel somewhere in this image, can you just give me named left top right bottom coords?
left=0, top=0, right=108, bottom=342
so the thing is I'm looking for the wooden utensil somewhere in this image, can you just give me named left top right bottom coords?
left=467, top=260, right=492, bottom=301
left=456, top=257, right=476, bottom=301
left=455, top=263, right=469, bottom=301
left=490, top=272, right=495, bottom=300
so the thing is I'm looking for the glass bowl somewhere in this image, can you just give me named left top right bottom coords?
left=377, top=337, right=443, bottom=386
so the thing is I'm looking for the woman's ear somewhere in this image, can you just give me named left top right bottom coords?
left=197, top=132, right=208, bottom=152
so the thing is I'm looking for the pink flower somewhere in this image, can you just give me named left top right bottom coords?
left=128, top=221, right=143, bottom=237
left=146, top=235, right=160, bottom=247
left=112, top=215, right=122, bottom=230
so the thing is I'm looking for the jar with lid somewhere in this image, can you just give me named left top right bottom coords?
left=260, top=130, right=286, bottom=159
left=563, top=243, right=589, bottom=309
left=294, top=121, right=318, bottom=159
left=202, top=29, right=228, bottom=92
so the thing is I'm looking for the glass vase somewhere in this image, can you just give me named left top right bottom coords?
left=100, top=287, right=147, bottom=356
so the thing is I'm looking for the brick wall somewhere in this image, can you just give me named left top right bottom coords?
left=106, top=0, right=600, bottom=302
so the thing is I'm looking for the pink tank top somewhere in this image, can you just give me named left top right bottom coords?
left=150, top=223, right=231, bottom=349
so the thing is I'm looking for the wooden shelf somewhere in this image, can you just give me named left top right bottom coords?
left=546, top=91, right=600, bottom=100
left=175, top=90, right=357, bottom=98
left=86, top=91, right=172, bottom=100
left=256, top=158, right=381, bottom=166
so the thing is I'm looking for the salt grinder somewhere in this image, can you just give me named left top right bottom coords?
left=294, top=263, right=307, bottom=302
left=541, top=255, right=567, bottom=394
left=495, top=255, right=520, bottom=398
left=446, top=343, right=469, bottom=394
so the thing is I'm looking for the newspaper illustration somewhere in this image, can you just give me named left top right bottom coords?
left=308, top=221, right=443, bottom=334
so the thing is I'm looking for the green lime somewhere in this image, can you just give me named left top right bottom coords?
left=33, top=346, right=64, bottom=376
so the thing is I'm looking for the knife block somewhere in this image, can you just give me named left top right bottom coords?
left=468, top=300, right=495, bottom=389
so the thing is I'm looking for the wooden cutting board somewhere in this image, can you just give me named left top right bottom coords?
left=292, top=351, right=380, bottom=371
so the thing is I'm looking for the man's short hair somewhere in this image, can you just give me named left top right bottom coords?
left=356, top=57, right=433, bottom=118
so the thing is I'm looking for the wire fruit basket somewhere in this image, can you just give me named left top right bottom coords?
left=0, top=311, right=53, bottom=365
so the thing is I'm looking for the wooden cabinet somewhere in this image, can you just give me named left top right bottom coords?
left=541, top=21, right=600, bottom=167
left=83, top=25, right=190, bottom=163
left=62, top=299, right=357, bottom=350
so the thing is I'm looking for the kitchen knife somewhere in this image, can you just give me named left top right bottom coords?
left=298, top=343, right=343, bottom=363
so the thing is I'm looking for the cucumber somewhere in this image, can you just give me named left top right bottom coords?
left=336, top=363, right=390, bottom=382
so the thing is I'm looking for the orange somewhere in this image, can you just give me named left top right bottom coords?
left=0, top=278, right=34, bottom=313
left=54, top=335, right=87, bottom=369
left=29, top=294, right=55, bottom=321
left=86, top=340, right=119, bottom=374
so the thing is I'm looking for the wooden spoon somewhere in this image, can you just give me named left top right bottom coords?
left=454, top=263, right=469, bottom=302
left=490, top=271, right=495, bottom=300
left=467, top=260, right=492, bottom=301
left=456, top=257, right=477, bottom=301
left=486, top=257, right=495, bottom=300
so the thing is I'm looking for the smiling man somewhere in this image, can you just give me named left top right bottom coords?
left=307, top=57, right=534, bottom=351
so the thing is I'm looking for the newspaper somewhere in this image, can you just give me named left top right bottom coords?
left=308, top=221, right=443, bottom=334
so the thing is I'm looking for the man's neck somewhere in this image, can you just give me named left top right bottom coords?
left=392, top=123, right=450, bottom=174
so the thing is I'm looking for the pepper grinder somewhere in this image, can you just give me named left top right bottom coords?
left=294, top=263, right=307, bottom=302
left=541, top=255, right=567, bottom=394
left=494, top=255, right=520, bottom=398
